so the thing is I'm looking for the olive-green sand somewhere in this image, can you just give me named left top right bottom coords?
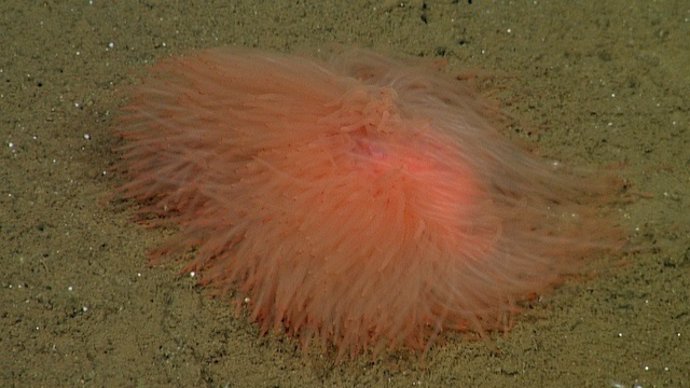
left=2, top=1, right=688, bottom=386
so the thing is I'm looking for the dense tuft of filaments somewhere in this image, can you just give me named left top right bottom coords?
left=116, top=48, right=624, bottom=359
